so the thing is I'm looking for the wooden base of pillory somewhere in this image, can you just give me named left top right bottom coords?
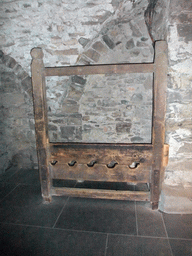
left=31, top=41, right=169, bottom=210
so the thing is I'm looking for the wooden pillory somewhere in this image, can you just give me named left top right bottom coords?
left=31, top=40, right=169, bottom=210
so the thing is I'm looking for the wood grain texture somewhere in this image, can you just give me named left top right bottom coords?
left=51, top=163, right=151, bottom=183
left=50, top=143, right=153, bottom=165
left=31, top=48, right=51, bottom=202
left=51, top=187, right=150, bottom=201
left=45, top=63, right=154, bottom=76
left=151, top=41, right=168, bottom=206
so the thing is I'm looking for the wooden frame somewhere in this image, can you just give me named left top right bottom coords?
left=31, top=41, right=169, bottom=209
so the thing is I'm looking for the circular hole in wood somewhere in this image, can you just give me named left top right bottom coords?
left=129, top=162, right=140, bottom=169
left=68, top=160, right=77, bottom=167
left=107, top=161, right=118, bottom=168
left=51, top=160, right=58, bottom=166
left=87, top=160, right=97, bottom=167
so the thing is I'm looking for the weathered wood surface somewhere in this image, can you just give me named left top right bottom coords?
left=50, top=143, right=153, bottom=165
left=45, top=63, right=154, bottom=76
left=51, top=163, right=151, bottom=183
left=31, top=48, right=51, bottom=202
left=151, top=41, right=168, bottom=209
left=51, top=187, right=150, bottom=201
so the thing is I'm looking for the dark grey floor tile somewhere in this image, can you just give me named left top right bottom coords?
left=5, top=168, right=40, bottom=186
left=106, top=234, right=172, bottom=256
left=55, top=197, right=136, bottom=235
left=0, top=223, right=107, bottom=256
left=0, top=166, right=19, bottom=182
left=0, top=184, right=43, bottom=208
left=136, top=202, right=167, bottom=237
left=0, top=182, right=18, bottom=199
left=163, top=213, right=192, bottom=239
left=169, top=238, right=192, bottom=256
left=0, top=196, right=67, bottom=227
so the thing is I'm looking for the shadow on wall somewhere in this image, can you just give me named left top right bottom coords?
left=0, top=50, right=37, bottom=174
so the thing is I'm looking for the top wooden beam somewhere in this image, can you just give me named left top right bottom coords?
left=44, top=63, right=154, bottom=76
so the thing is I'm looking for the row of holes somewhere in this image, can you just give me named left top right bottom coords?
left=51, top=160, right=140, bottom=169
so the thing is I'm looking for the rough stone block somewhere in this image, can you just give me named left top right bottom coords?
left=60, top=126, right=75, bottom=139
left=178, top=13, right=192, bottom=24
left=0, top=93, right=25, bottom=107
left=125, top=39, right=135, bottom=50
left=78, top=37, right=90, bottom=47
left=167, top=90, right=182, bottom=103
left=21, top=76, right=32, bottom=92
left=130, top=22, right=142, bottom=37
left=54, top=49, right=79, bottom=55
left=102, top=35, right=115, bottom=49
left=77, top=55, right=91, bottom=65
left=177, top=24, right=192, bottom=42
left=6, top=57, right=17, bottom=69
left=62, top=104, right=79, bottom=113
left=1, top=55, right=12, bottom=67
left=131, top=93, right=143, bottom=102
left=67, top=114, right=82, bottom=125
left=130, top=49, right=140, bottom=57
left=67, top=88, right=83, bottom=101
left=83, top=124, right=92, bottom=131
left=97, top=99, right=117, bottom=107
left=82, top=116, right=90, bottom=121
left=48, top=124, right=58, bottom=131
left=0, top=72, right=18, bottom=93
left=131, top=136, right=144, bottom=142
left=13, top=64, right=23, bottom=75
left=116, top=122, right=131, bottom=133
left=75, top=126, right=82, bottom=140
left=92, top=41, right=108, bottom=53
left=71, top=75, right=86, bottom=85
left=83, top=49, right=100, bottom=62
left=136, top=41, right=148, bottom=47
left=17, top=70, right=28, bottom=81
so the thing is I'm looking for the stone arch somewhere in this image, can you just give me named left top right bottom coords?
left=0, top=50, right=36, bottom=173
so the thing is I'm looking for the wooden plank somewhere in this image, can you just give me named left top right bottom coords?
left=31, top=48, right=52, bottom=202
left=50, top=143, right=153, bottom=165
left=51, top=187, right=150, bottom=201
left=45, top=63, right=154, bottom=76
left=51, top=163, right=151, bottom=183
left=151, top=41, right=168, bottom=209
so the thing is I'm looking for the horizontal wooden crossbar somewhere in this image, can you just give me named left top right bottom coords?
left=51, top=187, right=150, bottom=201
left=45, top=63, right=154, bottom=76
left=50, top=143, right=153, bottom=165
left=51, top=163, right=151, bottom=183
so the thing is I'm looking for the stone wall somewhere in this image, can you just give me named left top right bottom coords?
left=47, top=73, right=153, bottom=143
left=0, top=51, right=36, bottom=174
left=45, top=0, right=154, bottom=143
left=164, top=0, right=192, bottom=187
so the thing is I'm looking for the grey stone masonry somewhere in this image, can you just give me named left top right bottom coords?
left=46, top=0, right=154, bottom=143
left=0, top=51, right=36, bottom=174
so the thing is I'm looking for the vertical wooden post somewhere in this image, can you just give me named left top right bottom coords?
left=31, top=48, right=52, bottom=202
left=151, top=41, right=168, bottom=209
